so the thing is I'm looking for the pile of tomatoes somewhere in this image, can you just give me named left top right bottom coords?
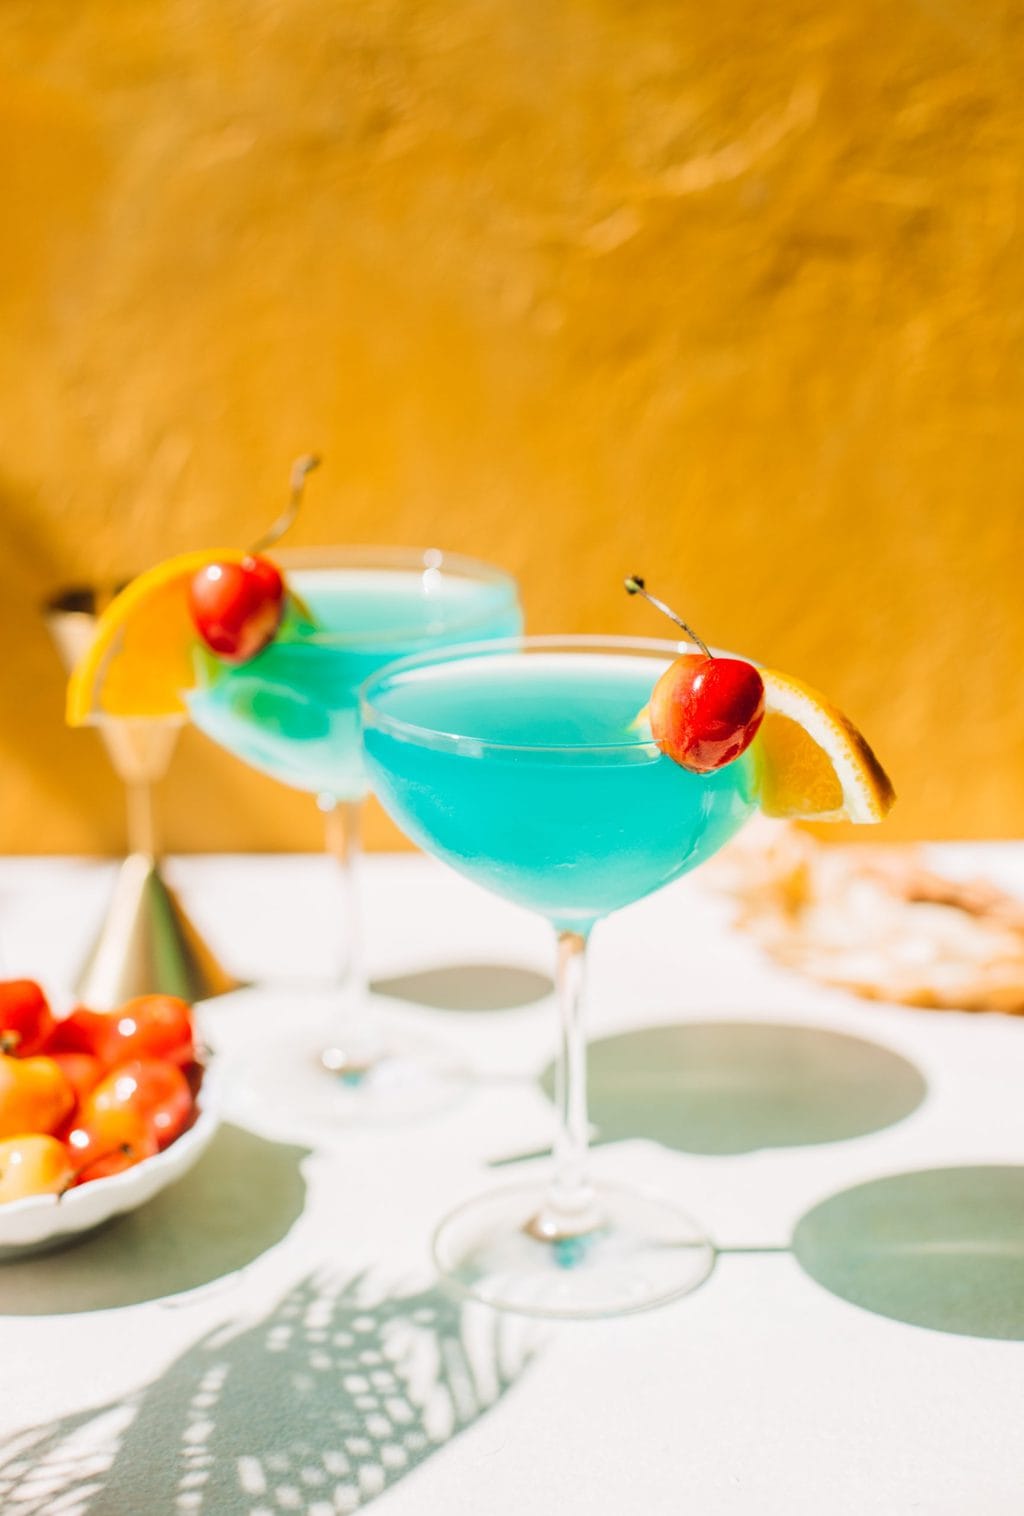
left=0, top=979, right=203, bottom=1204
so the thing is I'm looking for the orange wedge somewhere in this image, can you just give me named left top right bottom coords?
left=66, top=550, right=248, bottom=724
left=756, top=670, right=895, bottom=823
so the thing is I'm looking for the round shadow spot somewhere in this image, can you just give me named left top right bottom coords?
left=540, top=1022, right=926, bottom=1155
left=0, top=1124, right=309, bottom=1314
left=373, top=963, right=553, bottom=1012
left=793, top=1166, right=1024, bottom=1340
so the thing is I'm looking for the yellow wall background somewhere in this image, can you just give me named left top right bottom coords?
left=0, top=0, right=1022, bottom=853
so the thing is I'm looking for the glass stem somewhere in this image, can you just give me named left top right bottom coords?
left=531, top=929, right=602, bottom=1239
left=320, top=797, right=379, bottom=1075
left=125, top=780, right=157, bottom=858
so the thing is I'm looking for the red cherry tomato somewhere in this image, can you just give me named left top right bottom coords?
left=650, top=654, right=765, bottom=773
left=0, top=980, right=56, bottom=1057
left=49, top=997, right=194, bottom=1068
left=45, top=1007, right=113, bottom=1059
left=65, top=1105, right=159, bottom=1184
left=0, top=1134, right=75, bottom=1202
left=0, top=1053, right=75, bottom=1139
left=103, top=997, right=195, bottom=1066
left=50, top=1053, right=106, bottom=1111
left=83, top=1060, right=193, bottom=1149
left=188, top=555, right=285, bottom=663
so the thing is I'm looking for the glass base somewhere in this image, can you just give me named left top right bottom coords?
left=432, top=1180, right=715, bottom=1319
left=229, top=1015, right=471, bottom=1131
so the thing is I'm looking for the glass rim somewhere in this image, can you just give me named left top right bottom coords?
left=360, top=633, right=711, bottom=756
left=273, top=545, right=520, bottom=649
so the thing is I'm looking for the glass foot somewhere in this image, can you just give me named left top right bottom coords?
left=229, top=1017, right=471, bottom=1131
left=432, top=1180, right=715, bottom=1319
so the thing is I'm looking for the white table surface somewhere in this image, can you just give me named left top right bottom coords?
left=0, top=845, right=1023, bottom=1515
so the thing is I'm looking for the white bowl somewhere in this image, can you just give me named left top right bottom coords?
left=0, top=1059, right=222, bottom=1258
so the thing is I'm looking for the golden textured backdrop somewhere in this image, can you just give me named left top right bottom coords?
left=1, top=0, right=1022, bottom=853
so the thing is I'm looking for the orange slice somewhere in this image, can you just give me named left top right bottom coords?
left=66, top=550, right=248, bottom=724
left=756, top=670, right=895, bottom=823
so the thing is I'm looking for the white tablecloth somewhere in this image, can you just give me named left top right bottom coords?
left=0, top=846, right=1022, bottom=1515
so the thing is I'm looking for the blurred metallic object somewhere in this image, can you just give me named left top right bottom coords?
left=73, top=851, right=239, bottom=1009
left=44, top=587, right=241, bottom=1007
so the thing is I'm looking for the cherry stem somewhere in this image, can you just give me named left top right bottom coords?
left=624, top=575, right=712, bottom=659
left=249, top=453, right=322, bottom=555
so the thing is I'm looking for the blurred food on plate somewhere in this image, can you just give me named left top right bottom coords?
left=714, top=822, right=1024, bottom=1013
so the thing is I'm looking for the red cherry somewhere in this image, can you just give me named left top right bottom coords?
left=0, top=980, right=55, bottom=1057
left=188, top=554, right=285, bottom=663
left=82, top=1060, right=194, bottom=1150
left=624, top=575, right=766, bottom=774
left=650, top=653, right=765, bottom=773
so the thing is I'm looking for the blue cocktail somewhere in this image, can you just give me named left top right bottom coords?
left=363, top=644, right=753, bottom=929
left=189, top=555, right=522, bottom=800
left=188, top=548, right=522, bottom=1122
left=362, top=637, right=757, bottom=1316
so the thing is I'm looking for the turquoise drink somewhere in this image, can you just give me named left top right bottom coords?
left=188, top=559, right=522, bottom=800
left=362, top=647, right=755, bottom=932
left=361, top=637, right=759, bottom=1318
left=184, top=548, right=522, bottom=1124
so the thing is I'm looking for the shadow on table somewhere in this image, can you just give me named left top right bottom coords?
left=0, top=1271, right=536, bottom=1514
left=538, top=1021, right=927, bottom=1155
left=793, top=1166, right=1024, bottom=1341
left=372, top=963, right=552, bottom=1013
left=0, top=1124, right=309, bottom=1315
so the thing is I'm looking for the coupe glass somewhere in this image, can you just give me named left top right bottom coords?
left=187, top=547, right=522, bottom=1123
left=361, top=636, right=758, bottom=1317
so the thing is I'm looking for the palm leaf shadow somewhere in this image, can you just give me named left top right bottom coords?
left=0, top=1271, right=537, bottom=1513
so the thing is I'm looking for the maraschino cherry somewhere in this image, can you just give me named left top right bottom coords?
left=188, top=453, right=321, bottom=664
left=189, top=555, right=284, bottom=662
left=625, top=575, right=765, bottom=773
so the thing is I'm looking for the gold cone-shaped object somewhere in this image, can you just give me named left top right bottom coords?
left=75, top=851, right=240, bottom=1009
left=44, top=586, right=243, bottom=1007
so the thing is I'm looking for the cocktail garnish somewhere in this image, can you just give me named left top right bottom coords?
left=249, top=453, right=322, bottom=556
left=67, top=456, right=324, bottom=721
left=188, top=454, right=321, bottom=663
left=188, top=555, right=286, bottom=663
left=755, top=669, right=895, bottom=822
left=624, top=575, right=895, bottom=822
left=624, top=574, right=765, bottom=773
